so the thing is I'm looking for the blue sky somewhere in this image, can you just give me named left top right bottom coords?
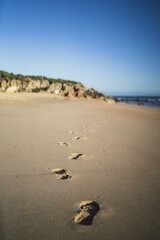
left=0, top=0, right=160, bottom=95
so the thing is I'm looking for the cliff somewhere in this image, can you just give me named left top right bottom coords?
left=0, top=70, right=115, bottom=103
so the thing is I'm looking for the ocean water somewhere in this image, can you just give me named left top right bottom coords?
left=115, top=96, right=160, bottom=108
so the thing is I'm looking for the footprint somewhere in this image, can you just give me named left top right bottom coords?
left=81, top=128, right=89, bottom=132
left=58, top=142, right=70, bottom=147
left=68, top=153, right=85, bottom=160
left=50, top=168, right=72, bottom=180
left=72, top=136, right=81, bottom=140
left=72, top=136, right=88, bottom=141
left=73, top=200, right=100, bottom=225
left=69, top=131, right=77, bottom=135
left=81, top=128, right=96, bottom=133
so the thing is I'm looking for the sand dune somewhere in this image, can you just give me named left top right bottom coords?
left=0, top=93, right=160, bottom=240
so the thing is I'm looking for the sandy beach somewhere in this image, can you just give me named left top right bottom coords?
left=0, top=93, right=160, bottom=240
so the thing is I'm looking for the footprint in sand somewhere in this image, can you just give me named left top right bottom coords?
left=68, top=153, right=85, bottom=160
left=72, top=136, right=81, bottom=140
left=50, top=168, right=72, bottom=180
left=72, top=136, right=88, bottom=141
left=81, top=128, right=96, bottom=133
left=69, top=131, right=77, bottom=135
left=73, top=200, right=100, bottom=225
left=58, top=142, right=70, bottom=147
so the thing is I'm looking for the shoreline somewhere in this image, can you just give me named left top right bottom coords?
left=118, top=101, right=160, bottom=109
left=115, top=96, right=160, bottom=109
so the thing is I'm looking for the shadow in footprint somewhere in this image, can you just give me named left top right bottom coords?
left=74, top=200, right=100, bottom=225
left=69, top=131, right=77, bottom=135
left=72, top=136, right=81, bottom=140
left=72, top=136, right=88, bottom=141
left=68, top=153, right=85, bottom=160
left=58, top=142, right=70, bottom=147
left=50, top=168, right=72, bottom=180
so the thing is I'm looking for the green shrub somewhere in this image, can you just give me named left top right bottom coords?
left=31, top=88, right=41, bottom=93
left=0, top=70, right=81, bottom=86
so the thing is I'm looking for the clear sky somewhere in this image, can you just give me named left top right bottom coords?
left=0, top=0, right=160, bottom=95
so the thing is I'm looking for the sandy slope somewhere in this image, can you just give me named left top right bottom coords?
left=0, top=93, right=160, bottom=240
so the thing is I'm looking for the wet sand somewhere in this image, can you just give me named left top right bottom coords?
left=0, top=93, right=160, bottom=240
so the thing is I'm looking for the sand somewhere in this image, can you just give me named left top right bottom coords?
left=0, top=93, right=160, bottom=240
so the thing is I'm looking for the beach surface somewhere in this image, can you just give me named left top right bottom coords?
left=0, top=93, right=160, bottom=240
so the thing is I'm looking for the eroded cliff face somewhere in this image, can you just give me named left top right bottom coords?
left=0, top=79, right=115, bottom=103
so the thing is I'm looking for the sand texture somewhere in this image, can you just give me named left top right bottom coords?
left=0, top=93, right=160, bottom=240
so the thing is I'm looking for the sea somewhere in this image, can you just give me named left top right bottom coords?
left=114, top=96, right=160, bottom=108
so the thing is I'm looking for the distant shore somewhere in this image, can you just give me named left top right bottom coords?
left=114, top=96, right=160, bottom=108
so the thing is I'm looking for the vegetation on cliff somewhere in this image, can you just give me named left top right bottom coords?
left=0, top=70, right=78, bottom=84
